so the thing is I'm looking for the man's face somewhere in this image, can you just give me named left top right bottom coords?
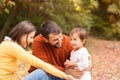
left=47, top=33, right=63, bottom=48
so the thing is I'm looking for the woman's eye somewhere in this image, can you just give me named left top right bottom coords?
left=31, top=37, right=34, bottom=39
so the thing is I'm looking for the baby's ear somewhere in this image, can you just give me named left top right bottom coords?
left=82, top=39, right=86, bottom=43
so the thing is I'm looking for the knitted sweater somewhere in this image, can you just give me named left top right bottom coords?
left=29, top=34, right=73, bottom=73
left=0, top=41, right=69, bottom=80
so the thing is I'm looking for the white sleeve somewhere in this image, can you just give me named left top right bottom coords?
left=77, top=52, right=91, bottom=71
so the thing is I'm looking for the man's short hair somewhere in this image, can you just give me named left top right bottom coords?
left=40, top=20, right=62, bottom=39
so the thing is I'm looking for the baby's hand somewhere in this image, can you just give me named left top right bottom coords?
left=64, top=59, right=71, bottom=68
left=65, top=60, right=76, bottom=68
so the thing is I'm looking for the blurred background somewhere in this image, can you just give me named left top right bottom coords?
left=0, top=0, right=120, bottom=41
left=0, top=0, right=120, bottom=80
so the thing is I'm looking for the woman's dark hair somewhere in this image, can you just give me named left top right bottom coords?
left=40, top=20, right=62, bottom=39
left=70, top=27, right=87, bottom=46
left=9, top=20, right=36, bottom=44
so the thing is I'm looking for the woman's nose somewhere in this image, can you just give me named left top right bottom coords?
left=30, top=38, right=34, bottom=43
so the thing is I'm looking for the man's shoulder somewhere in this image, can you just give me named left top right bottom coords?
left=34, top=34, right=43, bottom=41
left=62, top=34, right=69, bottom=40
left=62, top=34, right=71, bottom=46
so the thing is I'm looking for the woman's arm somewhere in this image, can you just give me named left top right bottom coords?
left=9, top=42, right=74, bottom=79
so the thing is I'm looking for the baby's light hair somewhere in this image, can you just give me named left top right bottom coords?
left=70, top=27, right=87, bottom=46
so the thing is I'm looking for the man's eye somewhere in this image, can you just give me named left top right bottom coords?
left=59, top=36, right=62, bottom=39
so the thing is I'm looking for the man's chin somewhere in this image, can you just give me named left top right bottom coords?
left=54, top=44, right=62, bottom=48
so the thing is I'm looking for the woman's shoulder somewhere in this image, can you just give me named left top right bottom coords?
left=1, top=41, right=21, bottom=49
left=1, top=41, right=14, bottom=45
left=3, top=41, right=16, bottom=45
left=0, top=41, right=24, bottom=54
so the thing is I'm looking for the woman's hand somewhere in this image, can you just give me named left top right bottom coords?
left=64, top=74, right=75, bottom=80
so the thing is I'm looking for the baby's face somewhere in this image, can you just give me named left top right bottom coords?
left=70, top=33, right=83, bottom=51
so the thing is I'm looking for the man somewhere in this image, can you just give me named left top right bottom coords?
left=29, top=20, right=81, bottom=80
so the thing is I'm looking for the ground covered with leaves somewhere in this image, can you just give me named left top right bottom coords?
left=87, top=37, right=120, bottom=80
left=15, top=37, right=120, bottom=80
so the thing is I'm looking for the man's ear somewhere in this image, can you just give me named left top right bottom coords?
left=43, top=37, right=48, bottom=43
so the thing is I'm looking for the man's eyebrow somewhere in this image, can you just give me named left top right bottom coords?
left=53, top=38, right=58, bottom=41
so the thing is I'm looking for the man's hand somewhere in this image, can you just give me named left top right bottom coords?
left=66, top=65, right=92, bottom=78
left=66, top=67, right=83, bottom=78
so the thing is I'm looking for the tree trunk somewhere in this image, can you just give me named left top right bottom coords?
left=0, top=7, right=16, bottom=42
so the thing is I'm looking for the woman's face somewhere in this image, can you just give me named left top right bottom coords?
left=20, top=31, right=36, bottom=48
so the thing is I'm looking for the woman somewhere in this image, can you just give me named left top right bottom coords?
left=0, top=20, right=74, bottom=80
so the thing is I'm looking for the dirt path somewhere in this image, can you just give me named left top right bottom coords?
left=87, top=37, right=120, bottom=80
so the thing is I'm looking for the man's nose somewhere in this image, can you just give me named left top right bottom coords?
left=58, top=37, right=62, bottom=43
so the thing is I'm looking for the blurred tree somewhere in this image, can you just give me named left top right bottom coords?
left=91, top=0, right=120, bottom=39
left=0, top=0, right=15, bottom=14
left=0, top=0, right=15, bottom=42
left=0, top=0, right=120, bottom=42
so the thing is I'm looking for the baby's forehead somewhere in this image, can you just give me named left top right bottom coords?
left=70, top=33, right=80, bottom=39
left=70, top=32, right=79, bottom=36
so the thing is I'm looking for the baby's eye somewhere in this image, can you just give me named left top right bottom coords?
left=73, top=38, right=76, bottom=40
